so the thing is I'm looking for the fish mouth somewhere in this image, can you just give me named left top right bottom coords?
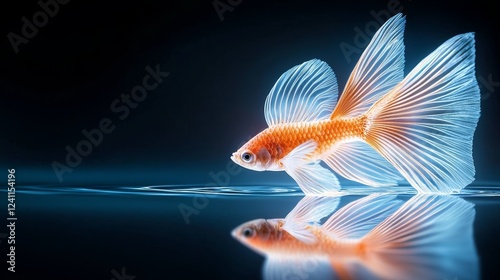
left=230, top=153, right=237, bottom=163
left=231, top=228, right=238, bottom=239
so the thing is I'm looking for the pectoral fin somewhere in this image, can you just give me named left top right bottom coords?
left=263, top=256, right=334, bottom=280
left=282, top=196, right=340, bottom=243
left=282, top=140, right=340, bottom=195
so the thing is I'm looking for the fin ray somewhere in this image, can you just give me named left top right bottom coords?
left=362, top=195, right=479, bottom=280
left=365, top=33, right=480, bottom=193
left=322, top=140, right=403, bottom=187
left=332, top=13, right=405, bottom=118
left=282, top=140, right=340, bottom=195
left=265, top=59, right=338, bottom=126
left=283, top=196, right=340, bottom=243
left=322, top=194, right=402, bottom=239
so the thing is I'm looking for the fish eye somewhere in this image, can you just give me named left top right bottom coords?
left=242, top=227, right=254, bottom=238
left=241, top=151, right=254, bottom=163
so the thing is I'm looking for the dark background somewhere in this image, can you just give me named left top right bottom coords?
left=0, top=0, right=498, bottom=186
left=0, top=1, right=500, bottom=280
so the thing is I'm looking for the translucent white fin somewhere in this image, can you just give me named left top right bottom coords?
left=265, top=59, right=338, bottom=126
left=282, top=140, right=340, bottom=195
left=285, top=196, right=340, bottom=225
left=366, top=33, right=480, bottom=193
left=362, top=195, right=478, bottom=280
left=322, top=140, right=403, bottom=187
left=321, top=194, right=402, bottom=239
left=282, top=196, right=340, bottom=243
left=263, top=257, right=334, bottom=280
left=332, top=13, right=405, bottom=118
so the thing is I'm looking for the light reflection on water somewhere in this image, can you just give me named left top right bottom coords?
left=6, top=184, right=500, bottom=197
left=232, top=194, right=479, bottom=280
left=6, top=183, right=499, bottom=279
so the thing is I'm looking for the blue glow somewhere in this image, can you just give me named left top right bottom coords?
left=4, top=184, right=500, bottom=197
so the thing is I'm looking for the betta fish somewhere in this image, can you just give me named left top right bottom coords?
left=230, top=13, right=480, bottom=194
left=232, top=194, right=478, bottom=280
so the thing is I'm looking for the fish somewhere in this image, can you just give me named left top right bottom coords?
left=232, top=194, right=479, bottom=280
left=230, top=13, right=480, bottom=194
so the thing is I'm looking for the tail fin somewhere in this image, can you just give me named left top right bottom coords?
left=365, top=33, right=480, bottom=193
left=361, top=195, right=478, bottom=280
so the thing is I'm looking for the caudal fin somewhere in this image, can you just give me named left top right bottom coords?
left=361, top=195, right=478, bottom=280
left=365, top=33, right=480, bottom=193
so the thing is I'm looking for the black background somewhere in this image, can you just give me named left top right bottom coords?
left=0, top=1, right=499, bottom=279
left=0, top=0, right=498, bottom=186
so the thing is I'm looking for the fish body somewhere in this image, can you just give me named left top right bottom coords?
left=231, top=13, right=480, bottom=194
left=235, top=218, right=364, bottom=260
left=232, top=195, right=479, bottom=280
left=237, top=117, right=366, bottom=170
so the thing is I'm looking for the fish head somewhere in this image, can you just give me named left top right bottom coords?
left=231, top=218, right=285, bottom=255
left=231, top=132, right=282, bottom=171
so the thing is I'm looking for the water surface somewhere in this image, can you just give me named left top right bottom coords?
left=1, top=184, right=500, bottom=279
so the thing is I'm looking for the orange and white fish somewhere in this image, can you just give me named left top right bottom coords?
left=232, top=194, right=478, bottom=280
left=230, top=13, right=480, bottom=194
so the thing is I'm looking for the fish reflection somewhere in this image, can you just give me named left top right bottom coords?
left=232, top=195, right=478, bottom=280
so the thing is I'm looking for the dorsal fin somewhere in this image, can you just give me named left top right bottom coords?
left=265, top=59, right=338, bottom=126
left=331, top=13, right=405, bottom=118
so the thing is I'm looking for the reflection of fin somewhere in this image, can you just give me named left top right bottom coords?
left=362, top=195, right=478, bottom=280
left=263, top=257, right=334, bottom=280
left=282, top=140, right=340, bottom=195
left=283, top=196, right=340, bottom=243
left=264, top=59, right=338, bottom=126
left=330, top=261, right=378, bottom=280
left=330, top=261, right=352, bottom=280
left=322, top=141, right=403, bottom=187
left=365, top=32, right=480, bottom=193
left=332, top=13, right=405, bottom=118
left=322, top=194, right=402, bottom=239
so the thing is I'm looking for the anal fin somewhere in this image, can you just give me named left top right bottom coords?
left=322, top=140, right=403, bottom=187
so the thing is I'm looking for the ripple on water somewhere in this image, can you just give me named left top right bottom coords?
left=4, top=183, right=500, bottom=197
